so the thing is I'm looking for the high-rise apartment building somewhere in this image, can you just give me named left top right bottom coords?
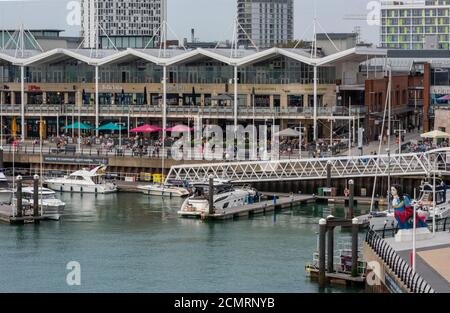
left=381, top=0, right=450, bottom=50
left=81, top=0, right=166, bottom=49
left=237, top=0, right=294, bottom=48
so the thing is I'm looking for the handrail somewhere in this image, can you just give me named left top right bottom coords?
left=365, top=229, right=435, bottom=293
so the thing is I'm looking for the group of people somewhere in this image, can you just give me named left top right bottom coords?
left=409, top=139, right=449, bottom=153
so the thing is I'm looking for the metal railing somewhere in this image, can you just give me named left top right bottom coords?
left=0, top=104, right=365, bottom=118
left=365, top=229, right=435, bottom=293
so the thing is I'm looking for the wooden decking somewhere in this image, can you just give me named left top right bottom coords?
left=197, top=194, right=316, bottom=221
left=0, top=204, right=44, bottom=225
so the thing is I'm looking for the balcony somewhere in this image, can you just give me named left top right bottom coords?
left=0, top=104, right=367, bottom=119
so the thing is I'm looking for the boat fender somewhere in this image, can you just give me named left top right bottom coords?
left=70, top=186, right=73, bottom=192
left=95, top=188, right=98, bottom=194
left=80, top=186, right=83, bottom=193
left=60, top=186, right=63, bottom=192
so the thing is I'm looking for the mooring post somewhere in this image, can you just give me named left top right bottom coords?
left=16, top=175, right=23, bottom=218
left=327, top=215, right=335, bottom=274
left=351, top=217, right=359, bottom=277
left=326, top=161, right=331, bottom=188
left=208, top=175, right=214, bottom=215
left=319, top=218, right=327, bottom=288
left=349, top=179, right=355, bottom=218
left=0, top=147, right=4, bottom=171
left=33, top=174, right=40, bottom=223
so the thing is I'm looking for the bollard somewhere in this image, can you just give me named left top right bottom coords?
left=33, top=175, right=40, bottom=222
left=318, top=218, right=327, bottom=288
left=327, top=215, right=335, bottom=274
left=326, top=162, right=331, bottom=188
left=349, top=179, right=355, bottom=219
left=208, top=175, right=214, bottom=215
left=0, top=147, right=4, bottom=171
left=16, top=175, right=23, bottom=218
left=351, top=217, right=359, bottom=277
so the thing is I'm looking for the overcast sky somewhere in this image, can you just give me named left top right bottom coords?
left=0, top=0, right=380, bottom=45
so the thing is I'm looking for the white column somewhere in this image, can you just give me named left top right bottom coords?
left=162, top=65, right=167, bottom=177
left=21, top=66, right=25, bottom=141
left=313, top=65, right=318, bottom=142
left=234, top=65, right=238, bottom=137
left=95, top=65, right=99, bottom=137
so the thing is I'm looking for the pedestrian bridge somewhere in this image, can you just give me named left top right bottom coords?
left=166, top=148, right=450, bottom=183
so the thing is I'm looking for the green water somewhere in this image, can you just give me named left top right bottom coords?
left=0, top=193, right=363, bottom=293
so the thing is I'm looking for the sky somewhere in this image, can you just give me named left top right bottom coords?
left=0, top=0, right=380, bottom=45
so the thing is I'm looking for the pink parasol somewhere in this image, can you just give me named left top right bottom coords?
left=165, top=124, right=194, bottom=132
left=438, top=94, right=450, bottom=101
left=130, top=124, right=162, bottom=133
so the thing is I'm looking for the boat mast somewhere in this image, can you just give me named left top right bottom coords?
left=387, top=67, right=392, bottom=213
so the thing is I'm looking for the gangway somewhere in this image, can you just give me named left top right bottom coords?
left=166, top=148, right=450, bottom=184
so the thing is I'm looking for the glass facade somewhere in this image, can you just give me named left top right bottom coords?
left=0, top=56, right=336, bottom=85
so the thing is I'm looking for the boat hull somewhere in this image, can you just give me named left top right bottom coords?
left=46, top=182, right=117, bottom=194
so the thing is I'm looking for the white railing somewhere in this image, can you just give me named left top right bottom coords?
left=166, top=148, right=450, bottom=183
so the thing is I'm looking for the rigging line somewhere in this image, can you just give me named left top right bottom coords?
left=316, top=20, right=341, bottom=52
left=165, top=22, right=187, bottom=51
left=144, top=24, right=162, bottom=50
left=293, top=22, right=312, bottom=49
left=370, top=66, right=391, bottom=212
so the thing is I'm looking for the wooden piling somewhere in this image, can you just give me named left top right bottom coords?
left=33, top=175, right=40, bottom=223
left=208, top=176, right=214, bottom=215
left=16, top=176, right=23, bottom=218
left=318, top=218, right=327, bottom=288
left=349, top=179, right=355, bottom=218
left=351, top=218, right=359, bottom=277
left=327, top=217, right=335, bottom=274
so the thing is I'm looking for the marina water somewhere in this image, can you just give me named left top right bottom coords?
left=0, top=193, right=362, bottom=293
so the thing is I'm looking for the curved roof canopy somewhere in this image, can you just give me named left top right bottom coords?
left=0, top=46, right=387, bottom=67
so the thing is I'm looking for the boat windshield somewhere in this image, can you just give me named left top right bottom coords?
left=419, top=189, right=446, bottom=206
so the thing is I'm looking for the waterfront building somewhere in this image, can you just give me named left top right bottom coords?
left=237, top=0, right=294, bottom=48
left=0, top=29, right=81, bottom=51
left=381, top=0, right=450, bottom=50
left=81, top=0, right=166, bottom=49
left=0, top=45, right=383, bottom=141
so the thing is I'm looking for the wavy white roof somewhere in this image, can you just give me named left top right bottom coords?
left=0, top=47, right=387, bottom=67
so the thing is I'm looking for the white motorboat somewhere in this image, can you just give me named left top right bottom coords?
left=178, top=180, right=258, bottom=218
left=416, top=181, right=450, bottom=220
left=0, top=173, right=12, bottom=204
left=45, top=166, right=117, bottom=194
left=364, top=180, right=449, bottom=231
left=138, top=183, right=190, bottom=197
left=21, top=187, right=65, bottom=220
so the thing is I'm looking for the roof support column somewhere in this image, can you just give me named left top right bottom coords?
left=234, top=65, right=238, bottom=139
left=162, top=65, right=167, bottom=178
left=20, top=65, right=25, bottom=141
left=95, top=65, right=99, bottom=137
left=313, top=64, right=318, bottom=142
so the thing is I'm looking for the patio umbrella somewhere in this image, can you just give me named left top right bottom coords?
left=165, top=124, right=194, bottom=132
left=143, top=86, right=148, bottom=105
left=63, top=122, right=92, bottom=130
left=82, top=89, right=86, bottom=105
left=437, top=94, right=450, bottom=101
left=11, top=118, right=17, bottom=137
left=130, top=124, right=162, bottom=133
left=420, top=130, right=450, bottom=139
left=192, top=87, right=197, bottom=106
left=275, top=128, right=301, bottom=137
left=96, top=122, right=126, bottom=131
